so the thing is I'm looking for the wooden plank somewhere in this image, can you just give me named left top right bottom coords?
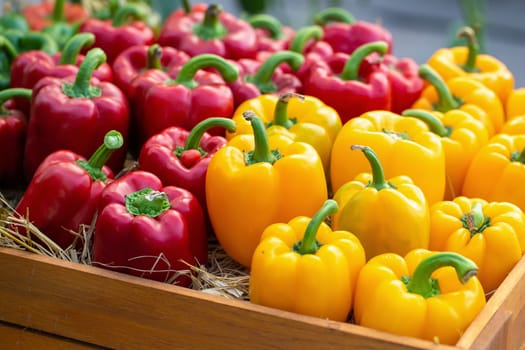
left=0, top=321, right=105, bottom=349
left=0, top=247, right=457, bottom=350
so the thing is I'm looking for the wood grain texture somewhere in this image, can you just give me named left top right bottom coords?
left=1, top=247, right=524, bottom=350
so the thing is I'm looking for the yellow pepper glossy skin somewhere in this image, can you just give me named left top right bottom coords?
left=429, top=196, right=525, bottom=292
left=506, top=87, right=525, bottom=120
left=250, top=200, right=365, bottom=322
left=354, top=249, right=486, bottom=345
left=501, top=115, right=525, bottom=135
left=412, top=64, right=505, bottom=136
left=427, top=27, right=514, bottom=105
left=330, top=110, right=445, bottom=204
left=206, top=111, right=327, bottom=267
left=402, top=109, right=489, bottom=200
left=332, top=145, right=430, bottom=259
left=462, top=134, right=525, bottom=213
left=227, top=93, right=342, bottom=177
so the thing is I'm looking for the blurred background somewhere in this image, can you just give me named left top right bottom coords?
left=3, top=0, right=524, bottom=86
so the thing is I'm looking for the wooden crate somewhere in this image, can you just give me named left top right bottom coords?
left=0, top=246, right=524, bottom=350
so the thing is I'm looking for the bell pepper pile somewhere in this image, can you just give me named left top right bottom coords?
left=2, top=1, right=525, bottom=346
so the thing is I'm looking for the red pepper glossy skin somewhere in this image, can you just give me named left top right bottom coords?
left=93, top=170, right=208, bottom=286
left=24, top=75, right=129, bottom=180
left=253, top=25, right=295, bottom=54
left=158, top=4, right=257, bottom=60
left=0, top=106, right=27, bottom=186
left=79, top=19, right=155, bottom=64
left=322, top=21, right=393, bottom=55
left=111, top=44, right=190, bottom=99
left=15, top=150, right=113, bottom=249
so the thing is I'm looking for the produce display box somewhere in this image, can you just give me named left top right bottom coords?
left=0, top=246, right=524, bottom=350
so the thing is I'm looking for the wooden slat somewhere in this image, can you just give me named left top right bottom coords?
left=0, top=247, right=457, bottom=350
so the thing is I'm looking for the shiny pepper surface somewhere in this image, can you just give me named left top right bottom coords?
left=354, top=250, right=486, bottom=345
left=330, top=110, right=445, bottom=205
left=250, top=200, right=365, bottom=321
left=429, top=196, right=525, bottom=292
left=206, top=111, right=327, bottom=267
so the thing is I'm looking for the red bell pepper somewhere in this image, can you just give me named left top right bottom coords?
left=303, top=41, right=391, bottom=123
left=92, top=170, right=208, bottom=286
left=130, top=53, right=238, bottom=148
left=158, top=3, right=258, bottom=60
left=0, top=88, right=31, bottom=186
left=15, top=130, right=123, bottom=249
left=314, top=7, right=393, bottom=55
left=79, top=3, right=155, bottom=64
left=111, top=43, right=190, bottom=99
left=24, top=48, right=130, bottom=180
left=9, top=33, right=113, bottom=115
left=138, top=117, right=236, bottom=220
left=247, top=13, right=295, bottom=54
left=228, top=50, right=304, bottom=107
left=22, top=0, right=89, bottom=31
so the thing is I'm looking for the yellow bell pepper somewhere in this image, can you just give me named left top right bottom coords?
left=429, top=196, right=525, bottom=292
left=227, top=93, right=342, bottom=179
left=506, top=87, right=525, bottom=120
left=330, top=110, right=445, bottom=204
left=462, top=134, right=525, bottom=213
left=249, top=199, right=365, bottom=322
left=412, top=64, right=505, bottom=136
left=332, top=145, right=430, bottom=259
left=501, top=115, right=525, bottom=135
left=206, top=111, right=328, bottom=267
left=427, top=26, right=514, bottom=105
left=402, top=109, right=489, bottom=200
left=354, top=249, right=486, bottom=345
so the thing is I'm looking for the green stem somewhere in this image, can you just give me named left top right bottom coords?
left=340, top=41, right=388, bottom=81
left=314, top=7, right=355, bottom=25
left=247, top=14, right=284, bottom=39
left=174, top=53, right=239, bottom=89
left=243, top=110, right=281, bottom=164
left=59, top=33, right=95, bottom=65
left=460, top=201, right=490, bottom=237
left=125, top=187, right=171, bottom=218
left=0, top=35, right=18, bottom=63
left=351, top=145, right=391, bottom=190
left=288, top=25, right=324, bottom=54
left=405, top=252, right=478, bottom=298
left=268, top=93, right=303, bottom=129
left=402, top=109, right=451, bottom=137
left=19, top=32, right=59, bottom=54
left=192, top=4, right=227, bottom=40
left=511, top=147, right=525, bottom=164
left=418, top=64, right=461, bottom=113
left=294, top=199, right=338, bottom=255
left=181, top=0, right=192, bottom=14
left=457, top=26, right=479, bottom=73
left=112, top=4, right=147, bottom=27
left=146, top=44, right=162, bottom=70
left=51, top=0, right=65, bottom=22
left=76, top=130, right=124, bottom=182
left=0, top=88, right=32, bottom=115
left=174, top=117, right=236, bottom=157
left=245, top=50, right=304, bottom=94
left=62, top=48, right=106, bottom=98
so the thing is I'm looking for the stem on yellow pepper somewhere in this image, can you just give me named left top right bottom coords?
left=268, top=93, right=304, bottom=129
left=243, top=110, right=282, bottom=164
left=456, top=26, right=480, bottom=73
left=125, top=187, right=171, bottom=218
left=404, top=252, right=478, bottom=298
left=402, top=109, right=452, bottom=137
left=340, top=41, right=388, bottom=81
left=418, top=64, right=461, bottom=113
left=294, top=199, right=339, bottom=255
left=351, top=145, right=393, bottom=190
left=461, top=201, right=491, bottom=237
left=511, top=147, right=525, bottom=164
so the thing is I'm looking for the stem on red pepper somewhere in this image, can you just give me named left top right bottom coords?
left=0, top=35, right=18, bottom=63
left=0, top=88, right=32, bottom=116
left=19, top=32, right=58, bottom=54
left=418, top=64, right=462, bottom=113
left=192, top=4, right=227, bottom=40
left=245, top=50, right=304, bottom=94
left=351, top=145, right=393, bottom=191
left=511, top=147, right=525, bottom=164
left=456, top=26, right=480, bottom=73
left=247, top=14, right=284, bottom=39
left=173, top=53, right=239, bottom=89
left=289, top=25, right=324, bottom=54
left=125, top=187, right=171, bottom=218
left=314, top=7, right=355, bottom=25
left=112, top=4, right=147, bottom=27
left=181, top=0, right=192, bottom=14
left=243, top=110, right=282, bottom=165
left=76, top=130, right=124, bottom=182
left=62, top=48, right=106, bottom=98
left=174, top=117, right=236, bottom=157
left=403, top=252, right=478, bottom=298
left=59, top=33, right=95, bottom=65
left=461, top=202, right=491, bottom=237
left=294, top=199, right=338, bottom=255
left=267, top=93, right=303, bottom=129
left=340, top=41, right=388, bottom=81
left=402, top=109, right=452, bottom=137
left=51, top=0, right=65, bottom=22
left=146, top=44, right=162, bottom=70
